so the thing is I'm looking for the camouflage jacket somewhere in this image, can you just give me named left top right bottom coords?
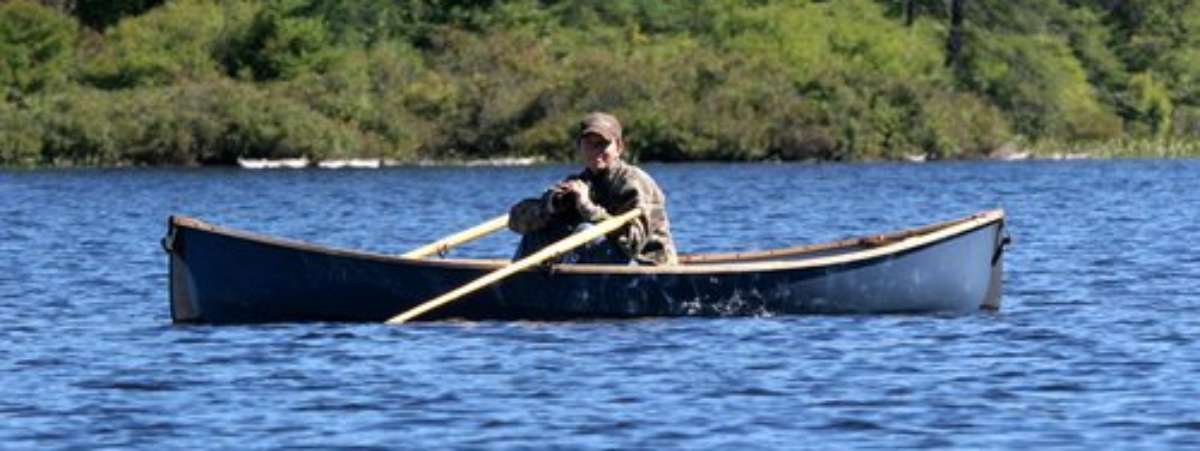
left=508, top=161, right=678, bottom=265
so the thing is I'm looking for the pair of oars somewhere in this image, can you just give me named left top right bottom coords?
left=386, top=208, right=642, bottom=324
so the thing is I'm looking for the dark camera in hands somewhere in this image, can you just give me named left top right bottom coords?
left=550, top=189, right=579, bottom=213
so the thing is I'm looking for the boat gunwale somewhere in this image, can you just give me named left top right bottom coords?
left=168, top=209, right=1004, bottom=275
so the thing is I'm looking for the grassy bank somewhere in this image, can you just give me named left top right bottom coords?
left=3, top=0, right=1199, bottom=167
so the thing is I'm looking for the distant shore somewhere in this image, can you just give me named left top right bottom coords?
left=184, top=147, right=1200, bottom=169
left=7, top=148, right=1200, bottom=170
left=5, top=2, right=1198, bottom=170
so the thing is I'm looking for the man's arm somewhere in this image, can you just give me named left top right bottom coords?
left=509, top=178, right=586, bottom=234
left=508, top=196, right=551, bottom=234
left=571, top=181, right=649, bottom=259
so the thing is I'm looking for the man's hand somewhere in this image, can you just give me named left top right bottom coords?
left=546, top=180, right=586, bottom=214
left=561, top=180, right=608, bottom=220
left=557, top=180, right=590, bottom=203
left=548, top=179, right=597, bottom=215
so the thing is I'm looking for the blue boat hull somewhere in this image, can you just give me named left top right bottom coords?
left=165, top=211, right=1008, bottom=323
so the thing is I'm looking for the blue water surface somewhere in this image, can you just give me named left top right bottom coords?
left=1, top=160, right=1199, bottom=449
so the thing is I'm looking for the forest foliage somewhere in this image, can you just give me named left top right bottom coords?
left=2, top=0, right=1199, bottom=166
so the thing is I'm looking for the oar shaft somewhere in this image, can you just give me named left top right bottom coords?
left=402, top=214, right=510, bottom=258
left=386, top=208, right=642, bottom=324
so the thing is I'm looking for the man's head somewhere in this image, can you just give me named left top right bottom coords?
left=576, top=112, right=623, bottom=172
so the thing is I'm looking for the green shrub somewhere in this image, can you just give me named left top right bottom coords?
left=0, top=1, right=77, bottom=100
left=0, top=100, right=42, bottom=166
left=82, top=0, right=257, bottom=89
left=3, top=0, right=1199, bottom=166
left=1126, top=72, right=1174, bottom=139
left=15, top=80, right=382, bottom=166
left=921, top=90, right=1013, bottom=158
left=188, top=80, right=366, bottom=163
left=965, top=32, right=1121, bottom=141
left=1173, top=106, right=1200, bottom=139
left=231, top=0, right=341, bottom=81
left=30, top=87, right=122, bottom=165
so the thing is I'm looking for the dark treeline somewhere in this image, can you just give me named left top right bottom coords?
left=2, top=0, right=1198, bottom=166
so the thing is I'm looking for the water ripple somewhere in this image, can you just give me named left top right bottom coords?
left=3, top=161, right=1200, bottom=448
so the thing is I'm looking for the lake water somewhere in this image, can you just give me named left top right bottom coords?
left=1, top=160, right=1198, bottom=449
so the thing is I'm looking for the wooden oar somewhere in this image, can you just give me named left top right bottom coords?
left=402, top=214, right=510, bottom=258
left=386, top=208, right=642, bottom=324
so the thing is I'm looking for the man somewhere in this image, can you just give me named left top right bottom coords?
left=508, top=112, right=678, bottom=265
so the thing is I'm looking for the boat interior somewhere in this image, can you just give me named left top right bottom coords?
left=170, top=210, right=1004, bottom=272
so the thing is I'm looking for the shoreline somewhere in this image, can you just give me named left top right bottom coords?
left=7, top=151, right=1200, bottom=170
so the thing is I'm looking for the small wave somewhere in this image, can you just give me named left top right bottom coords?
left=728, top=387, right=788, bottom=397
left=75, top=380, right=182, bottom=392
left=1032, top=382, right=1087, bottom=393
left=1167, top=421, right=1200, bottom=431
left=819, top=417, right=886, bottom=431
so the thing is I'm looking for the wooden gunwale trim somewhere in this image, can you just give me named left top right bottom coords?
left=557, top=209, right=1003, bottom=274
left=168, top=209, right=1004, bottom=275
left=676, top=215, right=975, bottom=264
left=169, top=215, right=513, bottom=270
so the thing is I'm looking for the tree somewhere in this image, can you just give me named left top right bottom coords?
left=230, top=0, right=340, bottom=81
left=946, top=0, right=964, bottom=72
left=80, top=1, right=245, bottom=88
left=74, top=0, right=165, bottom=30
left=0, top=1, right=77, bottom=101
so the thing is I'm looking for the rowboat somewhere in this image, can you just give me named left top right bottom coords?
left=163, top=210, right=1009, bottom=324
